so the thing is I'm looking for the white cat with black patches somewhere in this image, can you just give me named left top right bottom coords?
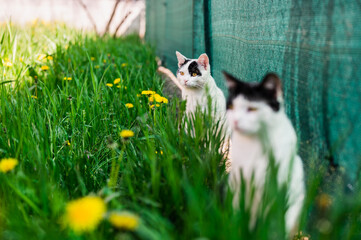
left=223, top=71, right=305, bottom=235
left=175, top=51, right=227, bottom=121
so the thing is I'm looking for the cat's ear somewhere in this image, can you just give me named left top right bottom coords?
left=176, top=51, right=187, bottom=68
left=197, top=53, right=209, bottom=70
left=223, top=71, right=243, bottom=90
left=260, top=73, right=283, bottom=99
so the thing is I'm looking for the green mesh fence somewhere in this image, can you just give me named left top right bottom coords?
left=146, top=0, right=361, bottom=179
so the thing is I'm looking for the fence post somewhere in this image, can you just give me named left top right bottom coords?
left=203, top=0, right=212, bottom=74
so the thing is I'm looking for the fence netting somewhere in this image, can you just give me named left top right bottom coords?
left=146, top=0, right=361, bottom=179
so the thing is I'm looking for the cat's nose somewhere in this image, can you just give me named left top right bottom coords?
left=234, top=120, right=238, bottom=126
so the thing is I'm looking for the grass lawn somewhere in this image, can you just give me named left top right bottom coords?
left=0, top=22, right=360, bottom=240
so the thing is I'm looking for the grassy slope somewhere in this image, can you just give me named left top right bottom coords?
left=0, top=22, right=360, bottom=240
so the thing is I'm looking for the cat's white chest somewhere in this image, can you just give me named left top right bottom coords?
left=182, top=89, right=207, bottom=113
left=230, top=133, right=268, bottom=185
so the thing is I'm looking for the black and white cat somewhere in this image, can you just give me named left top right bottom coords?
left=175, top=51, right=227, bottom=125
left=223, top=71, right=305, bottom=234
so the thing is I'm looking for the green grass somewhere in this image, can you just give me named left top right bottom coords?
left=0, top=22, right=361, bottom=240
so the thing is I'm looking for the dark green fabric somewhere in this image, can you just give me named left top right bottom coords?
left=146, top=0, right=194, bottom=74
left=146, top=0, right=361, bottom=179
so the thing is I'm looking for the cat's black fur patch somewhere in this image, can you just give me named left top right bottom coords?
left=188, top=61, right=202, bottom=76
left=223, top=71, right=281, bottom=112
left=177, top=59, right=190, bottom=73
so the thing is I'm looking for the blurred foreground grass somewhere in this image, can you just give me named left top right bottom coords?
left=0, top=22, right=360, bottom=240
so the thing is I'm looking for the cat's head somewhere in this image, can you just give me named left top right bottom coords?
left=223, top=71, right=283, bottom=135
left=175, top=51, right=210, bottom=89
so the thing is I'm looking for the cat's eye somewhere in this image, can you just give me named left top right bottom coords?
left=228, top=104, right=234, bottom=110
left=180, top=71, right=184, bottom=76
left=192, top=73, right=197, bottom=77
left=247, top=107, right=258, bottom=112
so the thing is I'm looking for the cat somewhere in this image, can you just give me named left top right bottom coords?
left=223, top=71, right=305, bottom=234
left=175, top=51, right=226, bottom=117
left=175, top=51, right=229, bottom=138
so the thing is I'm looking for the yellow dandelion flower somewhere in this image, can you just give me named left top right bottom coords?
left=161, top=97, right=169, bottom=104
left=67, top=77, right=72, bottom=81
left=124, top=86, right=127, bottom=90
left=19, top=57, right=23, bottom=62
left=41, top=65, right=49, bottom=71
left=125, top=103, right=134, bottom=109
left=153, top=94, right=164, bottom=103
left=108, top=212, right=139, bottom=231
left=3, top=61, right=12, bottom=67
left=64, top=196, right=106, bottom=233
left=119, top=130, right=134, bottom=139
left=103, top=59, right=106, bottom=63
left=160, top=150, right=163, bottom=155
left=66, top=140, right=71, bottom=146
left=107, top=53, right=111, bottom=57
left=113, top=78, right=121, bottom=84
left=47, top=56, right=53, bottom=60
left=95, top=65, right=100, bottom=69
left=37, top=54, right=46, bottom=61
left=91, top=57, right=95, bottom=61
left=136, top=94, right=140, bottom=97
left=31, top=95, right=38, bottom=99
left=121, top=63, right=128, bottom=67
left=0, top=158, right=18, bottom=173
left=149, top=104, right=160, bottom=109
left=149, top=94, right=168, bottom=104
left=3, top=58, right=13, bottom=67
left=65, top=45, right=69, bottom=50
left=106, top=83, right=113, bottom=87
left=141, top=90, right=156, bottom=95
left=116, top=85, right=121, bottom=88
